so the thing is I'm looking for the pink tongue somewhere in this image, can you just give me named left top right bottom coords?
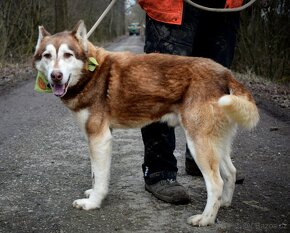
left=53, top=84, right=65, bottom=96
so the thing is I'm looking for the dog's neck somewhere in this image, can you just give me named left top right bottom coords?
left=61, top=44, right=111, bottom=112
left=87, top=43, right=108, bottom=65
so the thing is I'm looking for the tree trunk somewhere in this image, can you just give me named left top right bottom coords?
left=55, top=0, right=68, bottom=32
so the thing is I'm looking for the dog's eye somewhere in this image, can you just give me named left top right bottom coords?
left=43, top=53, right=51, bottom=59
left=64, top=53, right=73, bottom=58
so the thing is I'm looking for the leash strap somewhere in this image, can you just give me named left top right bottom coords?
left=184, top=0, right=257, bottom=12
left=87, top=0, right=257, bottom=38
left=87, top=0, right=118, bottom=38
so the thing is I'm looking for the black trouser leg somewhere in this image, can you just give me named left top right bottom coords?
left=141, top=122, right=177, bottom=184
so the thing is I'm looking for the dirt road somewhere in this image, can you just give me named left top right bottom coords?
left=0, top=36, right=289, bottom=233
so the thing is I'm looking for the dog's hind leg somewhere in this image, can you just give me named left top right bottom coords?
left=185, top=133, right=224, bottom=226
left=220, top=147, right=236, bottom=207
left=215, top=126, right=237, bottom=207
left=73, top=126, right=112, bottom=210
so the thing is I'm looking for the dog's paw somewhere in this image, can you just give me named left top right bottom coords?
left=84, top=189, right=93, bottom=198
left=187, top=214, right=215, bottom=227
left=72, top=198, right=100, bottom=210
left=220, top=199, right=231, bottom=207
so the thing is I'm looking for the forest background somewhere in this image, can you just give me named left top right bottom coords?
left=0, top=0, right=289, bottom=83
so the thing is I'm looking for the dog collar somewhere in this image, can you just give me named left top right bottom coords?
left=34, top=57, right=98, bottom=93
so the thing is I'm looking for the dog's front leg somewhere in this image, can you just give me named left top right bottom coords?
left=73, top=127, right=112, bottom=210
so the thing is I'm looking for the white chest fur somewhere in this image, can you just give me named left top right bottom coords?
left=74, top=108, right=90, bottom=136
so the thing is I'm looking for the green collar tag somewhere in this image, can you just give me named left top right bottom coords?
left=88, top=57, right=99, bottom=72
left=34, top=71, right=52, bottom=93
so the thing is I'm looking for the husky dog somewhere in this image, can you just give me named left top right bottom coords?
left=33, top=20, right=259, bottom=226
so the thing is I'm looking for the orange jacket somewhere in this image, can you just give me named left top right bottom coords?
left=138, top=0, right=184, bottom=25
left=138, top=0, right=243, bottom=25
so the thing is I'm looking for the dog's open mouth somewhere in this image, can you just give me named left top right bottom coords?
left=51, top=75, right=71, bottom=97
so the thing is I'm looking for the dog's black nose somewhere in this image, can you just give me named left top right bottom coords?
left=51, top=71, right=63, bottom=82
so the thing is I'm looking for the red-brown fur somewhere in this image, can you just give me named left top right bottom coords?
left=59, top=43, right=252, bottom=129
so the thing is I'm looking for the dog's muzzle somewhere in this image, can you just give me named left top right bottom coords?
left=50, top=71, right=71, bottom=97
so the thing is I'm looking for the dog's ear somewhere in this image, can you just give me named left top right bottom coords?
left=72, top=20, right=88, bottom=52
left=35, top=26, right=51, bottom=52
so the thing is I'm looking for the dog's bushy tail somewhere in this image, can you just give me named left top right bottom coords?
left=218, top=73, right=259, bottom=129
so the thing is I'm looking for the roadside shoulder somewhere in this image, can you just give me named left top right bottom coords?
left=236, top=72, right=290, bottom=123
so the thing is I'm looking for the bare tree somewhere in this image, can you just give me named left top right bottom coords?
left=0, top=0, right=125, bottom=62
left=55, top=0, right=68, bottom=32
left=234, top=0, right=290, bottom=83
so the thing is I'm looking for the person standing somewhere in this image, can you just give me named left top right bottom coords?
left=138, top=0, right=242, bottom=204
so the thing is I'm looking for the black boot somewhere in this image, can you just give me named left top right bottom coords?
left=144, top=171, right=190, bottom=204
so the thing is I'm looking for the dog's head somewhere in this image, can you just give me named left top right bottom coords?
left=33, top=20, right=89, bottom=97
